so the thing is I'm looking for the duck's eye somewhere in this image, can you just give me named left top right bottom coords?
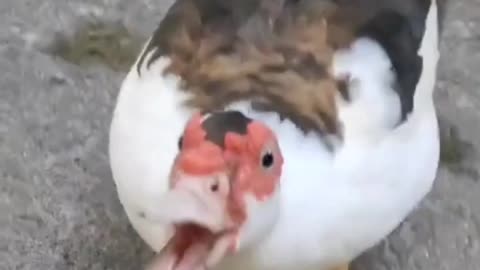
left=261, top=152, right=274, bottom=169
left=178, top=136, right=183, bottom=150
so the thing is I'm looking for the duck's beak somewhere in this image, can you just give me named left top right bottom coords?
left=144, top=172, right=234, bottom=233
left=144, top=172, right=237, bottom=270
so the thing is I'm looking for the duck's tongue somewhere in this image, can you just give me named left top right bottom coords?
left=147, top=225, right=235, bottom=270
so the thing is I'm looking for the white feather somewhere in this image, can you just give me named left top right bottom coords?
left=109, top=47, right=197, bottom=250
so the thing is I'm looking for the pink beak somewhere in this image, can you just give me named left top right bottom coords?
left=143, top=172, right=237, bottom=270
left=144, top=172, right=234, bottom=233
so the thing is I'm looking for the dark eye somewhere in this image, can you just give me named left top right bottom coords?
left=261, top=152, right=274, bottom=168
left=178, top=136, right=183, bottom=150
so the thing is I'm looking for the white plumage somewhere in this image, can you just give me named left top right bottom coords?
left=109, top=0, right=441, bottom=269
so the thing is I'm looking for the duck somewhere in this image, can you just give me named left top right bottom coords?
left=108, top=0, right=445, bottom=270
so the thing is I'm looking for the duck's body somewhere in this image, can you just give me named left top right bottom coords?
left=109, top=0, right=443, bottom=269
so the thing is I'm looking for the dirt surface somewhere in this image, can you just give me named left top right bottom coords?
left=1, top=0, right=479, bottom=269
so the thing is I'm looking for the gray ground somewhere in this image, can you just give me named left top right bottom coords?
left=1, top=0, right=479, bottom=269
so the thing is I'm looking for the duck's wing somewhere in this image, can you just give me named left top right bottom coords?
left=135, top=0, right=446, bottom=143
left=333, top=0, right=447, bottom=121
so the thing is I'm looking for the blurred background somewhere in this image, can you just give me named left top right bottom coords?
left=0, top=0, right=479, bottom=269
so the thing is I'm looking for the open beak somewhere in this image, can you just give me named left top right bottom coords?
left=144, top=173, right=237, bottom=270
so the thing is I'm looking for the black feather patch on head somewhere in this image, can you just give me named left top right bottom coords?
left=201, top=111, right=252, bottom=148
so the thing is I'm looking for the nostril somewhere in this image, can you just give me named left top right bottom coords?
left=210, top=179, right=219, bottom=192
left=210, top=183, right=219, bottom=192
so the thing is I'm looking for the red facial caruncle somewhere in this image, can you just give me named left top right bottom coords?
left=223, top=122, right=283, bottom=213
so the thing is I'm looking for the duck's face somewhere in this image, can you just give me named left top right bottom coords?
left=148, top=111, right=283, bottom=270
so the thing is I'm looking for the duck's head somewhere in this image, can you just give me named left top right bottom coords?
left=147, top=111, right=284, bottom=270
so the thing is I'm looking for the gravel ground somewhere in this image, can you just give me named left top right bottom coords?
left=1, top=0, right=479, bottom=269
